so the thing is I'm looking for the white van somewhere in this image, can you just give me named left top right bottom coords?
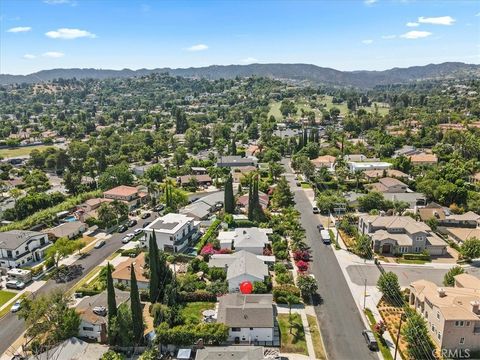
left=320, top=230, right=331, bottom=244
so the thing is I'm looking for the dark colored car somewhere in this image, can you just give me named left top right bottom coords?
left=118, top=224, right=128, bottom=233
left=141, top=212, right=151, bottom=219
left=127, top=219, right=137, bottom=227
left=316, top=224, right=324, bottom=231
left=362, top=330, right=379, bottom=351
left=142, top=221, right=152, bottom=228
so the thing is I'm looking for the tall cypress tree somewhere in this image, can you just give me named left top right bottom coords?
left=230, top=136, right=237, bottom=156
left=224, top=173, right=234, bottom=214
left=106, top=262, right=117, bottom=345
left=130, top=265, right=144, bottom=345
left=247, top=178, right=254, bottom=221
left=149, top=231, right=160, bottom=303
left=303, top=128, right=308, bottom=145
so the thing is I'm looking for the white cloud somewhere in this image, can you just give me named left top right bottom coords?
left=23, top=54, right=36, bottom=59
left=418, top=16, right=455, bottom=26
left=400, top=30, right=432, bottom=39
left=7, top=26, right=31, bottom=33
left=44, top=0, right=76, bottom=4
left=381, top=35, right=396, bottom=39
left=42, top=51, right=65, bottom=58
left=45, top=28, right=96, bottom=39
left=240, top=57, right=258, bottom=63
left=185, top=44, right=208, bottom=51
left=475, top=12, right=480, bottom=17
left=406, top=22, right=419, bottom=27
left=362, top=39, right=374, bottom=44
left=364, top=0, right=377, bottom=5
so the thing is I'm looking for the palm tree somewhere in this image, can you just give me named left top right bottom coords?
left=284, top=294, right=300, bottom=334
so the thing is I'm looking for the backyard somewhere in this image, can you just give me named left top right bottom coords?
left=180, top=302, right=215, bottom=324
left=278, top=313, right=308, bottom=355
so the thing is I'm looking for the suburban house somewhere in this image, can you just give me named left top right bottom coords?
left=103, top=185, right=148, bottom=210
left=409, top=153, right=438, bottom=167
left=218, top=228, right=272, bottom=255
left=363, top=169, right=409, bottom=181
left=344, top=154, right=376, bottom=162
left=191, top=166, right=208, bottom=175
left=31, top=337, right=109, bottom=360
left=444, top=228, right=480, bottom=245
left=111, top=253, right=149, bottom=290
left=209, top=250, right=269, bottom=292
left=141, top=213, right=199, bottom=252
left=470, top=172, right=480, bottom=184
left=418, top=203, right=480, bottom=228
left=311, top=155, right=336, bottom=170
left=195, top=346, right=267, bottom=360
left=177, top=174, right=212, bottom=187
left=409, top=274, right=480, bottom=353
left=358, top=215, right=447, bottom=256
left=208, top=251, right=275, bottom=269
left=76, top=290, right=130, bottom=343
left=232, top=166, right=257, bottom=183
left=0, top=230, right=52, bottom=268
left=216, top=294, right=275, bottom=344
left=348, top=161, right=392, bottom=173
left=44, top=221, right=87, bottom=240
left=217, top=156, right=257, bottom=168
left=393, top=145, right=421, bottom=158
left=237, top=191, right=269, bottom=212
left=367, top=177, right=409, bottom=193
left=77, top=198, right=113, bottom=220
left=180, top=191, right=225, bottom=220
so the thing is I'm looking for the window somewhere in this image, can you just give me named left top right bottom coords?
left=231, top=328, right=241, bottom=332
left=437, top=333, right=441, bottom=340
left=460, top=337, right=465, bottom=344
left=466, top=321, right=470, bottom=326
left=169, top=236, right=174, bottom=241
left=83, top=327, right=94, bottom=331
left=436, top=312, right=440, bottom=320
left=431, top=324, right=435, bottom=332
left=250, top=328, right=254, bottom=330
left=25, top=246, right=28, bottom=251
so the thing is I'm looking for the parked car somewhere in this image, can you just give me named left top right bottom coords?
left=94, top=240, right=106, bottom=249
left=127, top=219, right=137, bottom=227
left=141, top=212, right=151, bottom=219
left=316, top=224, right=324, bottom=231
left=142, top=221, right=151, bottom=228
left=362, top=329, right=379, bottom=351
left=10, top=300, right=22, bottom=313
left=134, top=228, right=143, bottom=236
left=118, top=224, right=128, bottom=233
left=312, top=206, right=320, bottom=214
left=320, top=229, right=331, bottom=244
left=154, top=204, right=165, bottom=212
left=122, top=235, right=133, bottom=244
left=5, top=280, right=25, bottom=290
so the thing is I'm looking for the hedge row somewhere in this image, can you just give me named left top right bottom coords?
left=195, top=219, right=222, bottom=252
left=178, top=290, right=217, bottom=302
left=403, top=253, right=430, bottom=261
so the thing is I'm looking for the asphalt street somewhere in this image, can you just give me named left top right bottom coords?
left=282, top=159, right=378, bottom=360
left=0, top=213, right=158, bottom=357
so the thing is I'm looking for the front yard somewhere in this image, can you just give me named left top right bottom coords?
left=278, top=313, right=308, bottom=355
left=0, top=290, right=16, bottom=309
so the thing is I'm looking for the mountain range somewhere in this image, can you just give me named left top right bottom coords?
left=1, top=62, right=479, bottom=88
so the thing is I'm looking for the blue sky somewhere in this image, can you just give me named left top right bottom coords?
left=1, top=0, right=479, bottom=74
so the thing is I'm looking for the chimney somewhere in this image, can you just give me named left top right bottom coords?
left=471, top=300, right=480, bottom=315
left=437, top=288, right=446, bottom=298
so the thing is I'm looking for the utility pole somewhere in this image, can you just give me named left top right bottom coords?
left=394, top=314, right=406, bottom=360
left=363, top=278, right=367, bottom=310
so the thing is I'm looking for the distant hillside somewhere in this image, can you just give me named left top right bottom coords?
left=1, top=62, right=479, bottom=88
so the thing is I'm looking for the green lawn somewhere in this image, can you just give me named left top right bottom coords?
left=278, top=313, right=308, bottom=355
left=0, top=145, right=57, bottom=158
left=300, top=182, right=311, bottom=189
left=0, top=290, right=16, bottom=309
left=395, top=258, right=429, bottom=265
left=180, top=302, right=215, bottom=324
left=307, top=315, right=327, bottom=359
left=0, top=291, right=29, bottom=319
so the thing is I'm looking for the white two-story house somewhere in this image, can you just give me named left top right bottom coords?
left=141, top=213, right=199, bottom=252
left=0, top=230, right=52, bottom=269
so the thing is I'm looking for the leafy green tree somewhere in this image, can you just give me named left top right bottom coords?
left=355, top=234, right=372, bottom=259
left=19, top=291, right=80, bottom=350
left=109, top=303, right=134, bottom=347
left=98, top=163, right=134, bottom=190
left=46, top=237, right=84, bottom=268
left=130, top=265, right=144, bottom=345
left=145, top=164, right=165, bottom=182
left=297, top=275, right=318, bottom=299
left=224, top=173, right=235, bottom=214
left=358, top=192, right=385, bottom=212
left=443, top=266, right=464, bottom=287
left=101, top=351, right=125, bottom=360
left=377, top=272, right=402, bottom=306
left=272, top=176, right=294, bottom=208
left=460, top=237, right=480, bottom=260
left=24, top=169, right=50, bottom=192
left=139, top=348, right=160, bottom=360
left=402, top=310, right=436, bottom=360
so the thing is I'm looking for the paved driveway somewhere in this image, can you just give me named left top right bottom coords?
left=282, top=159, right=377, bottom=360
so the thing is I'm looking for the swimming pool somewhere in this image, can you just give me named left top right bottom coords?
left=63, top=215, right=77, bottom=222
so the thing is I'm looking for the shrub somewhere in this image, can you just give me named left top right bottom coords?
left=293, top=250, right=310, bottom=262
left=195, top=219, right=221, bottom=251
left=76, top=287, right=102, bottom=297
left=295, top=260, right=309, bottom=272
left=178, top=290, right=217, bottom=302
left=273, top=284, right=301, bottom=303
left=403, top=253, right=430, bottom=261
left=231, top=219, right=256, bottom=228
left=121, top=248, right=142, bottom=257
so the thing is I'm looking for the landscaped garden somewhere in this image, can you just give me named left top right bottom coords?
left=278, top=313, right=308, bottom=355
